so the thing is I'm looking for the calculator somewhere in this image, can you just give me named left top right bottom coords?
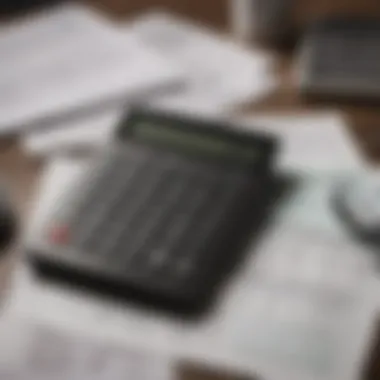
left=28, top=108, right=279, bottom=315
left=298, top=17, right=380, bottom=101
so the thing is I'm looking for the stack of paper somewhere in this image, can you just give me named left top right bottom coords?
left=1, top=4, right=276, bottom=136
left=22, top=108, right=120, bottom=155
left=0, top=4, right=187, bottom=134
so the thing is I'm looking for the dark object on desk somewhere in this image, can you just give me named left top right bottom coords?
left=28, top=108, right=279, bottom=317
left=0, top=0, right=62, bottom=17
left=298, top=17, right=380, bottom=102
left=0, top=188, right=16, bottom=253
left=251, top=0, right=296, bottom=47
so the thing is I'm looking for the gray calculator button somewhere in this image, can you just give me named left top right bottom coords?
left=74, top=158, right=150, bottom=252
left=148, top=248, right=168, bottom=267
left=172, top=182, right=239, bottom=276
left=72, top=171, right=128, bottom=228
left=116, top=170, right=186, bottom=268
left=103, top=165, right=171, bottom=262
left=163, top=187, right=207, bottom=246
left=74, top=179, right=129, bottom=249
left=142, top=178, right=215, bottom=278
left=176, top=257, right=194, bottom=277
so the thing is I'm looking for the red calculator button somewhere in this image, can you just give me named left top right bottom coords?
left=48, top=224, right=70, bottom=245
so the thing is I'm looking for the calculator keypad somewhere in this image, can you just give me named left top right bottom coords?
left=53, top=148, right=250, bottom=285
left=39, top=141, right=271, bottom=312
left=315, top=34, right=380, bottom=79
left=305, top=21, right=380, bottom=96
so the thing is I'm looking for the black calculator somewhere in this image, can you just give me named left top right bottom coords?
left=28, top=108, right=279, bottom=315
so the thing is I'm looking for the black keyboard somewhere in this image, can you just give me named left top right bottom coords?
left=299, top=18, right=380, bottom=100
left=28, top=108, right=279, bottom=316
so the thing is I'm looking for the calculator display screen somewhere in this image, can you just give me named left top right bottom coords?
left=134, top=122, right=258, bottom=162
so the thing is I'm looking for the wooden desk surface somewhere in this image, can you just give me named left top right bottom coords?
left=1, top=2, right=380, bottom=379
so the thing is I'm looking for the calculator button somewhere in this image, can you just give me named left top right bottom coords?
left=97, top=163, right=175, bottom=262
left=73, top=158, right=154, bottom=253
left=148, top=248, right=168, bottom=267
left=114, top=169, right=188, bottom=269
left=176, top=257, right=194, bottom=277
left=171, top=182, right=241, bottom=277
left=113, top=188, right=171, bottom=263
left=140, top=177, right=221, bottom=280
left=69, top=153, right=148, bottom=228
left=48, top=224, right=70, bottom=246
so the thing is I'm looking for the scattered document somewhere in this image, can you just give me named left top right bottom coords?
left=0, top=4, right=184, bottom=134
left=241, top=112, right=364, bottom=171
left=8, top=157, right=379, bottom=380
left=129, top=11, right=277, bottom=111
left=0, top=2, right=112, bottom=74
left=22, top=108, right=120, bottom=156
left=0, top=315, right=174, bottom=380
left=20, top=9, right=278, bottom=153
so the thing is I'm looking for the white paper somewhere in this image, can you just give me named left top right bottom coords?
left=0, top=316, right=174, bottom=380
left=22, top=109, right=120, bottom=156
left=129, top=11, right=277, bottom=111
left=241, top=112, right=364, bottom=171
left=0, top=2, right=112, bottom=75
left=8, top=157, right=379, bottom=380
left=0, top=4, right=184, bottom=134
